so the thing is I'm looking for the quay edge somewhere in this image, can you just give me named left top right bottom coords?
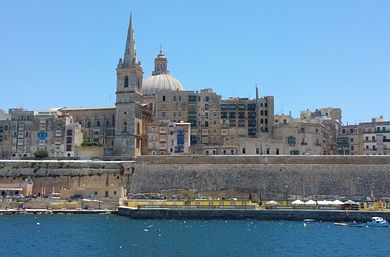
left=117, top=207, right=390, bottom=222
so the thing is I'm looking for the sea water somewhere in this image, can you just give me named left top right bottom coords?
left=1, top=214, right=390, bottom=257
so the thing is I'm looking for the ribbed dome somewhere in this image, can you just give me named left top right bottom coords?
left=142, top=74, right=184, bottom=96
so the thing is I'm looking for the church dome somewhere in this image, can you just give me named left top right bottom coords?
left=142, top=47, right=184, bottom=96
left=143, top=74, right=184, bottom=96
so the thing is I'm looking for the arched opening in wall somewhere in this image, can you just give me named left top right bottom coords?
left=123, top=122, right=128, bottom=133
left=124, top=76, right=129, bottom=88
left=137, top=79, right=141, bottom=90
left=137, top=122, right=140, bottom=135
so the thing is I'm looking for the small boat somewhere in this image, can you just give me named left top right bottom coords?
left=303, top=219, right=315, bottom=222
left=367, top=217, right=389, bottom=227
left=334, top=222, right=364, bottom=227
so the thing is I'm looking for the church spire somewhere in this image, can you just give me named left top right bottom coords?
left=123, top=13, right=137, bottom=66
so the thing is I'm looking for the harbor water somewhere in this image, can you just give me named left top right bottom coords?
left=1, top=214, right=390, bottom=257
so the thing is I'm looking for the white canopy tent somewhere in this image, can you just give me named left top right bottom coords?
left=332, top=200, right=344, bottom=205
left=291, top=199, right=305, bottom=205
left=304, top=200, right=317, bottom=205
left=344, top=200, right=358, bottom=205
left=317, top=200, right=333, bottom=205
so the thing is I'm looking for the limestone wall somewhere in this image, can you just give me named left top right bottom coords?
left=131, top=155, right=390, bottom=200
left=0, top=160, right=135, bottom=203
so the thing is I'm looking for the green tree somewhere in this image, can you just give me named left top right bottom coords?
left=34, top=149, right=48, bottom=159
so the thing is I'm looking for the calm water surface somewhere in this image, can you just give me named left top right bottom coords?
left=1, top=214, right=390, bottom=257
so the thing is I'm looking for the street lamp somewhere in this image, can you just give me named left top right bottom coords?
left=285, top=186, right=289, bottom=206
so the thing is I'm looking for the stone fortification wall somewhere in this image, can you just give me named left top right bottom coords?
left=0, top=160, right=135, bottom=203
left=0, top=160, right=133, bottom=177
left=131, top=155, right=390, bottom=199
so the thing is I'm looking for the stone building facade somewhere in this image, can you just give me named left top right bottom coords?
left=337, top=117, right=390, bottom=155
left=2, top=15, right=387, bottom=159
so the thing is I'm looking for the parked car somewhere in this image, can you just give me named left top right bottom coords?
left=13, top=194, right=25, bottom=200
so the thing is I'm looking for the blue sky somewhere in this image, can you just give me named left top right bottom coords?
left=0, top=0, right=389, bottom=124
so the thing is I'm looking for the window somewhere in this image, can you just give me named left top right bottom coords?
left=173, top=96, right=177, bottom=101
left=350, top=138, right=354, bottom=142
left=205, top=121, right=209, bottom=127
left=351, top=145, right=354, bottom=151
left=162, top=96, right=166, bottom=101
left=67, top=129, right=72, bottom=136
left=256, top=148, right=260, bottom=154
left=123, top=122, right=128, bottom=133
left=276, top=148, right=280, bottom=155
left=137, top=122, right=140, bottom=134
left=242, top=147, right=246, bottom=154
left=266, top=148, right=270, bottom=154
left=105, top=191, right=109, bottom=197
left=96, top=120, right=101, bottom=127
left=66, top=145, right=72, bottom=151
left=124, top=76, right=129, bottom=88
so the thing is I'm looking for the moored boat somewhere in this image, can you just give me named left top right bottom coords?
left=334, top=222, right=364, bottom=227
left=367, top=217, right=389, bottom=227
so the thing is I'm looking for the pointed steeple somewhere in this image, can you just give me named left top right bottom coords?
left=123, top=13, right=137, bottom=66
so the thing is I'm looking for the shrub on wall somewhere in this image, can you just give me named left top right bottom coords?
left=34, top=149, right=48, bottom=159
left=81, top=140, right=103, bottom=147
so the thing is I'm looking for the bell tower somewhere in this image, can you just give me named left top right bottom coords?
left=113, top=14, right=144, bottom=157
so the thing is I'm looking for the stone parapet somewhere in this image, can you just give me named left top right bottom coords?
left=136, top=155, right=390, bottom=165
